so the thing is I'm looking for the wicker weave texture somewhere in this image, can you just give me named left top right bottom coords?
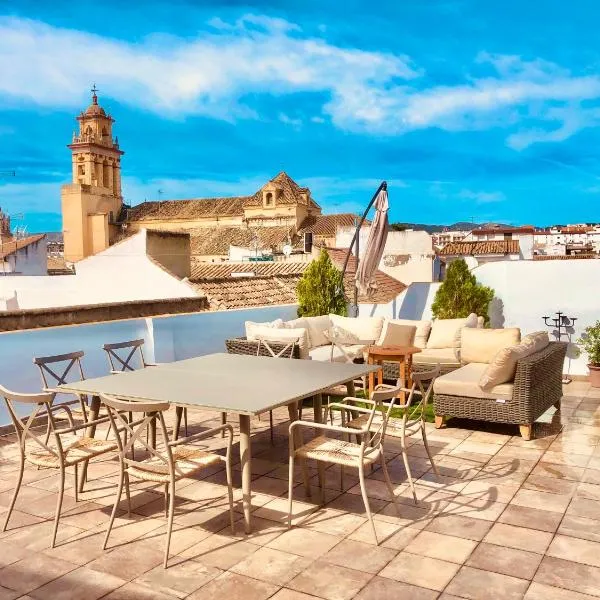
left=382, top=360, right=457, bottom=380
left=225, top=337, right=301, bottom=359
left=433, top=342, right=567, bottom=426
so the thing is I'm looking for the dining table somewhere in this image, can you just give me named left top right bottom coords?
left=59, top=352, right=378, bottom=533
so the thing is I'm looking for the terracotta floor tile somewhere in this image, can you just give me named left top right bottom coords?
left=533, top=462, right=585, bottom=481
left=547, top=534, right=600, bottom=568
left=425, top=514, right=493, bottom=541
left=347, top=518, right=404, bottom=546
left=28, top=566, right=126, bottom=600
left=498, top=504, right=563, bottom=533
left=323, top=539, right=397, bottom=574
left=268, top=590, right=319, bottom=600
left=102, top=582, right=179, bottom=600
left=87, top=537, right=164, bottom=580
left=302, top=508, right=366, bottom=537
left=577, top=482, right=600, bottom=501
left=541, top=452, right=590, bottom=468
left=188, top=572, right=277, bottom=600
left=0, top=554, right=78, bottom=594
left=403, top=530, right=477, bottom=564
left=535, top=555, right=600, bottom=597
left=326, top=492, right=387, bottom=516
left=484, top=522, right=553, bottom=554
left=0, top=587, right=19, bottom=600
left=267, top=526, right=341, bottom=558
left=178, top=532, right=259, bottom=569
left=460, top=479, right=520, bottom=503
left=230, top=546, right=311, bottom=585
left=567, top=496, right=600, bottom=520
left=442, top=496, right=507, bottom=522
left=445, top=566, right=529, bottom=599
left=558, top=514, right=600, bottom=543
left=524, top=581, right=598, bottom=599
left=511, top=488, right=572, bottom=514
left=353, top=575, right=438, bottom=599
left=379, top=551, right=460, bottom=591
left=523, top=474, right=579, bottom=496
left=288, top=561, right=372, bottom=600
left=466, top=542, right=542, bottom=580
left=135, top=559, right=221, bottom=598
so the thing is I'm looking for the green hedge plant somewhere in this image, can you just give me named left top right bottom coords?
left=432, top=258, right=494, bottom=324
left=578, top=320, right=600, bottom=366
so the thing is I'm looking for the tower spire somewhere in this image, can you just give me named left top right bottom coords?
left=91, top=83, right=98, bottom=105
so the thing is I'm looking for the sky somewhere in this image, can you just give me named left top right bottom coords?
left=2, top=0, right=600, bottom=232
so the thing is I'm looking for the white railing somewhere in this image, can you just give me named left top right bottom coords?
left=0, top=304, right=297, bottom=425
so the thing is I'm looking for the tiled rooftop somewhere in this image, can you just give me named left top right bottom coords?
left=439, top=240, right=520, bottom=256
left=2, top=381, right=598, bottom=599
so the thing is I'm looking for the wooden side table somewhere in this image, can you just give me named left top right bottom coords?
left=366, top=345, right=422, bottom=398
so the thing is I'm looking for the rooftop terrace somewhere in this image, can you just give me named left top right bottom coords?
left=0, top=381, right=599, bottom=600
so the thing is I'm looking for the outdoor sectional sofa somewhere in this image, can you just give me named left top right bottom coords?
left=225, top=314, right=567, bottom=440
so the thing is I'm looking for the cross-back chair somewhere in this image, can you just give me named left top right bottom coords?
left=288, top=382, right=403, bottom=545
left=1, top=384, right=117, bottom=547
left=102, top=394, right=235, bottom=568
left=33, top=351, right=89, bottom=421
left=342, top=365, right=441, bottom=503
left=102, top=338, right=154, bottom=373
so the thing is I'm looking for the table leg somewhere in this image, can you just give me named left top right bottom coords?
left=239, top=414, right=252, bottom=534
left=377, top=360, right=384, bottom=388
left=313, top=393, right=323, bottom=425
left=399, top=358, right=407, bottom=405
left=368, top=357, right=375, bottom=397
left=174, top=406, right=183, bottom=441
left=149, top=416, right=157, bottom=449
left=79, top=394, right=101, bottom=493
left=346, top=380, right=356, bottom=397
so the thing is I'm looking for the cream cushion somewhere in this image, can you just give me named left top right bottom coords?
left=309, top=343, right=368, bottom=363
left=304, top=315, right=332, bottom=348
left=245, top=319, right=283, bottom=340
left=329, top=314, right=384, bottom=344
left=426, top=314, right=478, bottom=349
left=413, top=347, right=461, bottom=366
left=378, top=319, right=431, bottom=348
left=376, top=323, right=417, bottom=348
left=479, top=331, right=550, bottom=391
left=434, top=363, right=514, bottom=401
left=284, top=317, right=311, bottom=345
left=253, top=326, right=310, bottom=359
left=461, top=328, right=521, bottom=365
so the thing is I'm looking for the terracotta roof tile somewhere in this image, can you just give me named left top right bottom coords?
left=533, top=254, right=598, bottom=260
left=0, top=234, right=45, bottom=260
left=298, top=213, right=362, bottom=237
left=325, top=247, right=407, bottom=304
left=439, top=240, right=520, bottom=256
left=190, top=261, right=308, bottom=280
left=189, top=226, right=294, bottom=256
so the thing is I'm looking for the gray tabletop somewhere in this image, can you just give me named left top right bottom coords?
left=59, top=353, right=378, bottom=416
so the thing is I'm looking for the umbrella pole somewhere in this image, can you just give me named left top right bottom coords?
left=340, top=181, right=387, bottom=317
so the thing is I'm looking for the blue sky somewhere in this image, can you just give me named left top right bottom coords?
left=2, top=1, right=600, bottom=232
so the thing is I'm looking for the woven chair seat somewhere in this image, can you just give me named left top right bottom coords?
left=347, top=414, right=419, bottom=438
left=296, top=435, right=380, bottom=467
left=126, top=445, right=222, bottom=483
left=27, top=436, right=117, bottom=468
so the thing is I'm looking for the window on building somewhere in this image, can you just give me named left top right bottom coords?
left=103, top=164, right=109, bottom=187
left=265, top=192, right=273, bottom=207
left=78, top=165, right=85, bottom=176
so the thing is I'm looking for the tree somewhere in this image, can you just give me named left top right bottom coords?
left=432, top=258, right=494, bottom=324
left=297, top=249, right=348, bottom=317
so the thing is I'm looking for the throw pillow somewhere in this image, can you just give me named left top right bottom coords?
left=303, top=315, right=332, bottom=348
left=378, top=318, right=431, bottom=348
left=479, top=331, right=549, bottom=390
left=245, top=319, right=283, bottom=341
left=329, top=314, right=384, bottom=344
left=376, top=322, right=417, bottom=348
left=426, top=313, right=477, bottom=349
left=461, top=328, right=521, bottom=364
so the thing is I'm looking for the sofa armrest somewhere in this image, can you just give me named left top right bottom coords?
left=512, top=341, right=567, bottom=420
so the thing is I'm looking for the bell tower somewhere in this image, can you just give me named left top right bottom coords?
left=61, top=85, right=125, bottom=262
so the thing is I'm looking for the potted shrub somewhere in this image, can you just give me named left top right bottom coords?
left=578, top=321, right=600, bottom=387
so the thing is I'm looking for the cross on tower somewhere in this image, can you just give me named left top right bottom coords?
left=91, top=83, right=98, bottom=104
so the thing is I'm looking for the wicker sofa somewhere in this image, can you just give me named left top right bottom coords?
left=226, top=314, right=484, bottom=377
left=433, top=341, right=567, bottom=440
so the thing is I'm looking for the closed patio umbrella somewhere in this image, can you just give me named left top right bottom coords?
left=355, top=186, right=389, bottom=296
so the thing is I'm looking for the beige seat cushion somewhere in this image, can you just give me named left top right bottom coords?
left=376, top=323, right=417, bottom=347
left=245, top=319, right=284, bottom=340
left=329, top=314, right=384, bottom=344
left=309, top=343, right=368, bottom=363
left=255, top=327, right=310, bottom=359
left=378, top=319, right=430, bottom=348
left=426, top=314, right=478, bottom=349
left=413, top=347, right=460, bottom=366
left=479, top=331, right=550, bottom=391
left=434, top=362, right=514, bottom=401
left=305, top=315, right=332, bottom=348
left=461, top=328, right=521, bottom=364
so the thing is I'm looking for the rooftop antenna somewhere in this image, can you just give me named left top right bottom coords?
left=157, top=189, right=163, bottom=217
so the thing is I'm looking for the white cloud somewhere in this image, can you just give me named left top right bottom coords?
left=458, top=189, right=505, bottom=204
left=2, top=16, right=600, bottom=148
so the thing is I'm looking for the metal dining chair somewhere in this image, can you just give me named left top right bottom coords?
left=288, top=382, right=403, bottom=545
left=101, top=394, right=235, bottom=568
left=1, top=384, right=117, bottom=547
left=343, top=365, right=441, bottom=503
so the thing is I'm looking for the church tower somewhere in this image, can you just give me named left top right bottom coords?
left=61, top=86, right=124, bottom=262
